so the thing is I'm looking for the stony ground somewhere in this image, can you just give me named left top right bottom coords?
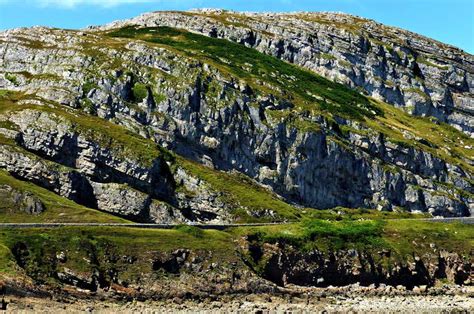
left=4, top=288, right=474, bottom=313
left=5, top=294, right=474, bottom=313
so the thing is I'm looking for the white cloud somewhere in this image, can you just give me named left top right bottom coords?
left=41, top=0, right=156, bottom=8
left=1, top=0, right=157, bottom=8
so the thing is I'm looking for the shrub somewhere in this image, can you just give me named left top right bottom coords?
left=132, top=83, right=148, bottom=101
left=82, top=81, right=97, bottom=95
left=173, top=225, right=204, bottom=238
left=5, top=74, right=19, bottom=86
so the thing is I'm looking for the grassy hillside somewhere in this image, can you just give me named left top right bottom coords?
left=0, top=219, right=472, bottom=282
left=107, top=26, right=473, bottom=173
left=0, top=25, right=471, bottom=225
left=107, top=26, right=379, bottom=121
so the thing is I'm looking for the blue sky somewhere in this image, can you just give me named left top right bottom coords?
left=0, top=0, right=473, bottom=54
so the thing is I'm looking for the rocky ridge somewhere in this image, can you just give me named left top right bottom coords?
left=0, top=11, right=472, bottom=220
left=99, top=9, right=474, bottom=136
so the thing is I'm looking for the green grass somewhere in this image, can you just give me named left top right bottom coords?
left=173, top=224, right=205, bottom=238
left=230, top=218, right=474, bottom=258
left=82, top=81, right=98, bottom=95
left=0, top=243, right=16, bottom=274
left=0, top=226, right=235, bottom=281
left=5, top=73, right=19, bottom=86
left=235, top=219, right=386, bottom=252
left=105, top=26, right=472, bottom=177
left=69, top=108, right=167, bottom=167
left=417, top=56, right=449, bottom=70
left=385, top=220, right=474, bottom=261
left=177, top=156, right=300, bottom=222
left=404, top=87, right=429, bottom=100
left=366, top=99, right=474, bottom=173
left=302, top=219, right=385, bottom=250
left=107, top=26, right=380, bottom=121
left=132, top=83, right=148, bottom=101
left=0, top=219, right=472, bottom=284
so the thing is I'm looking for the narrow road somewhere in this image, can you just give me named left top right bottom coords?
left=0, top=222, right=284, bottom=230
left=407, top=216, right=474, bottom=224
left=0, top=217, right=472, bottom=229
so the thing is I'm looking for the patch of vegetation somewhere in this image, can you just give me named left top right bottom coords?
left=173, top=225, right=205, bottom=238
left=242, top=219, right=385, bottom=252
left=176, top=156, right=300, bottom=222
left=369, top=38, right=394, bottom=53
left=0, top=90, right=10, bottom=98
left=0, top=243, right=16, bottom=274
left=154, top=93, right=167, bottom=103
left=193, top=11, right=256, bottom=30
left=132, top=83, right=148, bottom=101
left=302, top=219, right=385, bottom=250
left=298, top=14, right=365, bottom=34
left=71, top=109, right=173, bottom=167
left=79, top=98, right=96, bottom=114
left=366, top=99, right=473, bottom=173
left=0, top=120, right=19, bottom=131
left=416, top=56, right=449, bottom=70
left=404, top=87, right=429, bottom=100
left=231, top=218, right=474, bottom=259
left=5, top=73, right=19, bottom=86
left=107, top=26, right=380, bottom=121
left=319, top=53, right=336, bottom=60
left=385, top=220, right=474, bottom=261
left=82, top=81, right=97, bottom=95
left=0, top=226, right=235, bottom=280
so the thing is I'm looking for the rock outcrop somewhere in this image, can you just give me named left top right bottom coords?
left=100, top=9, right=474, bottom=136
left=0, top=10, right=472, bottom=219
left=241, top=237, right=473, bottom=288
left=0, top=185, right=45, bottom=214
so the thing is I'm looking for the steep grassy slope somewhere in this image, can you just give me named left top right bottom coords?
left=107, top=26, right=379, bottom=121
left=107, top=10, right=472, bottom=136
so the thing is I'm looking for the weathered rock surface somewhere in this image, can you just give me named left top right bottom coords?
left=100, top=9, right=474, bottom=136
left=0, top=185, right=45, bottom=214
left=0, top=11, right=472, bottom=219
left=0, top=108, right=235, bottom=223
left=241, top=237, right=473, bottom=289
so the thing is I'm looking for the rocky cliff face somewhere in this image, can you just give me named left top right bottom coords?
left=5, top=230, right=473, bottom=298
left=0, top=10, right=472, bottom=220
left=240, top=235, right=473, bottom=289
left=0, top=185, right=44, bottom=215
left=101, top=9, right=474, bottom=136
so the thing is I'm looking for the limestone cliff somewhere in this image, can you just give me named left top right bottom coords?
left=0, top=10, right=472, bottom=220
